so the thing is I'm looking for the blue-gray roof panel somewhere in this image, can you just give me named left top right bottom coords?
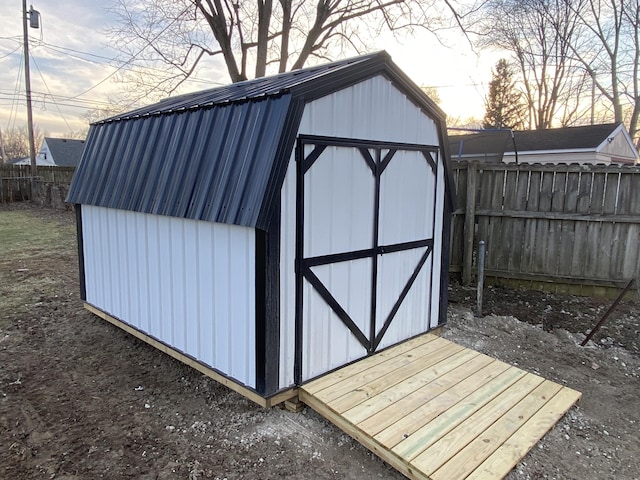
left=69, top=95, right=293, bottom=227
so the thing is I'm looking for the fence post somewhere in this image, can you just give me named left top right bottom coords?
left=462, top=162, right=477, bottom=285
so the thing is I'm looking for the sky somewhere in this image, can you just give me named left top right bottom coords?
left=0, top=0, right=503, bottom=138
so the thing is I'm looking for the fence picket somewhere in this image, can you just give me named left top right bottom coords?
left=451, top=161, right=640, bottom=293
left=1, top=164, right=75, bottom=205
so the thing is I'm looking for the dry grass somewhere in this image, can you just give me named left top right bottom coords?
left=0, top=207, right=76, bottom=328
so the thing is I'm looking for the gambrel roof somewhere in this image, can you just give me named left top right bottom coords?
left=67, top=52, right=451, bottom=230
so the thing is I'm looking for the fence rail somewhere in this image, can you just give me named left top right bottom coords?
left=1, top=164, right=76, bottom=206
left=450, top=161, right=640, bottom=296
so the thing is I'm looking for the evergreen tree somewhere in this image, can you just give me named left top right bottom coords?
left=483, top=59, right=525, bottom=129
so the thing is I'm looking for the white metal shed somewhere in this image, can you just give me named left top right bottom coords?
left=67, top=51, right=456, bottom=405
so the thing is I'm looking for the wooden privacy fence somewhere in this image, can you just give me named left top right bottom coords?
left=0, top=164, right=76, bottom=207
left=450, top=161, right=640, bottom=296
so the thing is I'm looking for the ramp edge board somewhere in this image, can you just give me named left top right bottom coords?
left=301, top=333, right=581, bottom=480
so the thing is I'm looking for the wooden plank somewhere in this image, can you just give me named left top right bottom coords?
left=583, top=171, right=606, bottom=279
left=595, top=171, right=619, bottom=279
left=534, top=171, right=554, bottom=274
left=486, top=168, right=506, bottom=273
left=507, top=169, right=529, bottom=273
left=570, top=170, right=593, bottom=278
left=522, top=169, right=541, bottom=273
left=483, top=268, right=628, bottom=288
left=473, top=209, right=640, bottom=224
left=385, top=366, right=529, bottom=456
left=547, top=171, right=567, bottom=276
left=450, top=164, right=466, bottom=271
left=628, top=172, right=640, bottom=216
left=426, top=380, right=563, bottom=479
left=622, top=225, right=640, bottom=279
left=462, top=162, right=477, bottom=285
left=467, top=162, right=640, bottom=174
left=492, top=169, right=515, bottom=271
left=361, top=357, right=509, bottom=440
left=475, top=168, right=495, bottom=277
left=612, top=171, right=633, bottom=279
left=312, top=337, right=457, bottom=405
left=343, top=349, right=485, bottom=426
left=560, top=171, right=580, bottom=277
left=298, top=389, right=431, bottom=480
left=403, top=373, right=545, bottom=467
left=327, top=342, right=466, bottom=414
left=302, top=333, right=437, bottom=395
left=266, top=388, right=299, bottom=407
left=466, top=387, right=582, bottom=480
left=300, top=331, right=582, bottom=480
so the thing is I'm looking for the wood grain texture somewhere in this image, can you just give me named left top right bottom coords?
left=301, top=332, right=581, bottom=480
left=450, top=162, right=640, bottom=290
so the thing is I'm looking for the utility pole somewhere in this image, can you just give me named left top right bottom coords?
left=22, top=0, right=39, bottom=195
left=0, top=126, right=7, bottom=164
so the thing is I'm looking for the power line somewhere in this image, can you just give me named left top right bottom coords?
left=7, top=47, right=24, bottom=131
left=0, top=45, right=22, bottom=59
left=31, top=55, right=74, bottom=132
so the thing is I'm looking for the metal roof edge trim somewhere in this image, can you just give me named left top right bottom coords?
left=94, top=90, right=291, bottom=126
left=255, top=98, right=307, bottom=231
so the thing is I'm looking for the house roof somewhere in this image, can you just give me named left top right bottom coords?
left=67, top=51, right=451, bottom=230
left=449, top=123, right=629, bottom=160
left=44, top=137, right=86, bottom=166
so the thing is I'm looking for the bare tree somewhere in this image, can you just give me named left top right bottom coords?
left=1, top=125, right=44, bottom=163
left=563, top=0, right=640, bottom=143
left=420, top=85, right=442, bottom=105
left=108, top=0, right=469, bottom=99
left=477, top=0, right=588, bottom=129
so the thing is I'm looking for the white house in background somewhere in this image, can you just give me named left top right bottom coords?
left=10, top=137, right=86, bottom=167
left=449, top=123, right=639, bottom=165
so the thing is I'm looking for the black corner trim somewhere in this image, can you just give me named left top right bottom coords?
left=75, top=204, right=87, bottom=301
left=255, top=208, right=281, bottom=396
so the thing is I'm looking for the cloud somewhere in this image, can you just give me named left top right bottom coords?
left=0, top=0, right=123, bottom=135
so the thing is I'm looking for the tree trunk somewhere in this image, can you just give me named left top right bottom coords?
left=255, top=0, right=272, bottom=78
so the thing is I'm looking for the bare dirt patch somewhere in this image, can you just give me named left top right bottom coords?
left=1, top=203, right=639, bottom=479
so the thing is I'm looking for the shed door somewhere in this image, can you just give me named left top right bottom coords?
left=294, top=135, right=440, bottom=383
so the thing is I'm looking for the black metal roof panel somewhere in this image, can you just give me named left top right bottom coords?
left=69, top=95, right=293, bottom=227
left=68, top=51, right=450, bottom=229
left=101, top=52, right=394, bottom=122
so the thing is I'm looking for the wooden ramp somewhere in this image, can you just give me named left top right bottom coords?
left=299, top=333, right=581, bottom=480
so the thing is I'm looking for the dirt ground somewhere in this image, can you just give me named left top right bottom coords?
left=1, top=204, right=639, bottom=480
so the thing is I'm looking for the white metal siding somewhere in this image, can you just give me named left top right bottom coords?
left=304, top=146, right=374, bottom=257
left=279, top=76, right=445, bottom=386
left=297, top=76, right=439, bottom=143
left=82, top=205, right=256, bottom=388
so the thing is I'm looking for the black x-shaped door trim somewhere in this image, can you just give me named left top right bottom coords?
left=294, top=135, right=440, bottom=385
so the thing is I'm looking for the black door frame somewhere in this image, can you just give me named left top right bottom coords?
left=294, top=134, right=440, bottom=385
